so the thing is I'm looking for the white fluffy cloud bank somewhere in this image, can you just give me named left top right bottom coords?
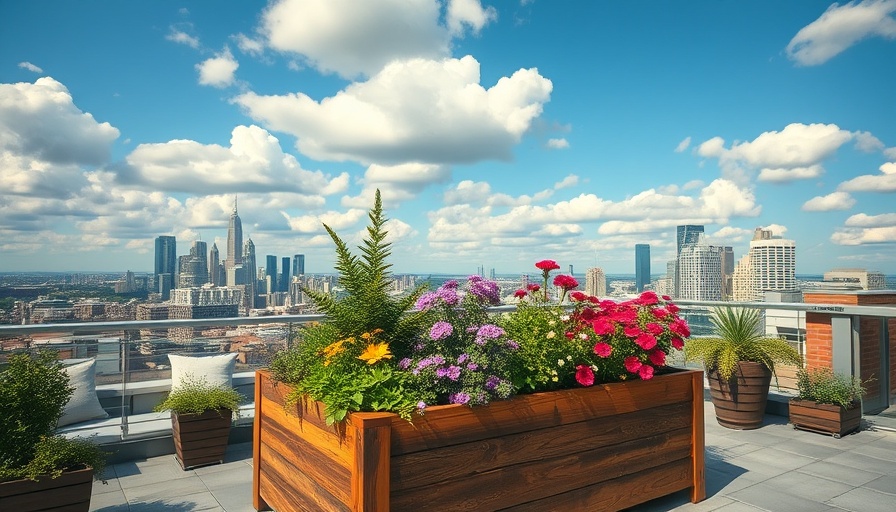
left=802, top=191, right=856, bottom=211
left=838, top=161, right=896, bottom=192
left=197, top=48, right=239, bottom=88
left=787, top=0, right=896, bottom=66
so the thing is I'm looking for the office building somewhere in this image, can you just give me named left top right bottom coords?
left=243, top=237, right=258, bottom=312
left=733, top=228, right=797, bottom=302
left=154, top=235, right=176, bottom=300
left=178, top=240, right=208, bottom=288
left=293, top=254, right=305, bottom=276
left=281, top=257, right=291, bottom=293
left=678, top=235, right=723, bottom=301
left=585, top=267, right=607, bottom=298
left=208, top=243, right=220, bottom=286
left=675, top=225, right=704, bottom=297
left=635, top=244, right=650, bottom=292
left=721, top=246, right=734, bottom=299
left=226, top=197, right=243, bottom=271
left=265, top=255, right=278, bottom=293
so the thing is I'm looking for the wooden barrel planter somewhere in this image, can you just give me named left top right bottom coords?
left=0, top=466, right=93, bottom=512
left=253, top=369, right=706, bottom=512
left=707, top=361, right=772, bottom=430
left=172, top=408, right=233, bottom=470
left=789, top=400, right=862, bottom=438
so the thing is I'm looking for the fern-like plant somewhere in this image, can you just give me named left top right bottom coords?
left=684, top=307, right=801, bottom=383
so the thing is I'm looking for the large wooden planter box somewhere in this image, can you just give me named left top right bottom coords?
left=172, top=408, right=233, bottom=470
left=789, top=399, right=862, bottom=438
left=0, top=466, right=93, bottom=512
left=253, top=369, right=705, bottom=512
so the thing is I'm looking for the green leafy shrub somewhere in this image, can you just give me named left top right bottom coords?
left=796, top=367, right=864, bottom=408
left=154, top=375, right=242, bottom=415
left=2, top=435, right=107, bottom=482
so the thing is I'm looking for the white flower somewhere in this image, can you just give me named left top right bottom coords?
left=560, top=315, right=570, bottom=322
left=578, top=333, right=588, bottom=340
left=566, top=355, right=573, bottom=361
left=546, top=331, right=556, bottom=339
left=557, top=359, right=565, bottom=366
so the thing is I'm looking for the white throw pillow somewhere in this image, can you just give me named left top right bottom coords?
left=58, top=358, right=109, bottom=427
left=168, top=353, right=238, bottom=390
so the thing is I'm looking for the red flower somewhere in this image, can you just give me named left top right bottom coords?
left=645, top=322, right=664, bottom=336
left=565, top=331, right=575, bottom=339
left=634, top=333, right=657, bottom=350
left=591, top=317, right=616, bottom=336
left=624, top=356, right=642, bottom=373
left=609, top=308, right=637, bottom=323
left=671, top=337, right=684, bottom=350
left=593, top=342, right=612, bottom=358
left=578, top=307, right=597, bottom=321
left=638, top=364, right=655, bottom=380
left=527, top=283, right=541, bottom=292
left=652, top=308, right=669, bottom=320
left=535, top=260, right=560, bottom=271
left=670, top=318, right=690, bottom=337
left=649, top=349, right=666, bottom=366
left=588, top=295, right=600, bottom=303
left=666, top=303, right=680, bottom=314
left=661, top=295, right=671, bottom=301
left=569, top=290, right=587, bottom=302
left=553, top=274, right=579, bottom=290
left=514, top=289, right=527, bottom=299
left=638, top=291, right=659, bottom=306
left=623, top=325, right=642, bottom=338
left=575, top=365, right=595, bottom=386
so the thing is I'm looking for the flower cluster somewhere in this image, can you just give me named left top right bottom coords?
left=406, top=277, right=517, bottom=409
left=501, top=260, right=689, bottom=392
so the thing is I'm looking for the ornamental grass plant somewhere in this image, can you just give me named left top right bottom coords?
left=153, top=375, right=242, bottom=416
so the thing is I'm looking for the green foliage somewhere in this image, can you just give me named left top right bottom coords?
left=684, top=307, right=801, bottom=383
left=501, top=303, right=583, bottom=392
left=154, top=375, right=242, bottom=415
left=0, top=351, right=106, bottom=482
left=796, top=367, right=865, bottom=408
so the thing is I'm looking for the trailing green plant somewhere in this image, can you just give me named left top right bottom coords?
left=684, top=307, right=801, bottom=383
left=795, top=367, right=865, bottom=408
left=154, top=375, right=242, bottom=415
left=0, top=350, right=107, bottom=482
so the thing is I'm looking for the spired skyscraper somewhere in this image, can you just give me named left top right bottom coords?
left=154, top=235, right=176, bottom=300
left=243, top=237, right=257, bottom=311
left=226, top=197, right=243, bottom=271
left=635, top=244, right=651, bottom=292
left=208, top=243, right=220, bottom=286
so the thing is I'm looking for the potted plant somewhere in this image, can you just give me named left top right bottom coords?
left=790, top=367, right=864, bottom=438
left=0, top=351, right=106, bottom=512
left=154, top=375, right=242, bottom=470
left=685, top=307, right=802, bottom=430
left=254, top=191, right=706, bottom=511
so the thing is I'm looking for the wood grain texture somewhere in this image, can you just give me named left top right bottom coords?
left=0, top=466, right=93, bottom=511
left=789, top=400, right=861, bottom=437
left=253, top=370, right=268, bottom=511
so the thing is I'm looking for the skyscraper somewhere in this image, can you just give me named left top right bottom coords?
left=733, top=228, right=797, bottom=302
left=293, top=254, right=305, bottom=276
left=178, top=240, right=208, bottom=288
left=154, top=235, right=176, bottom=299
left=585, top=267, right=607, bottom=298
left=265, top=255, right=278, bottom=293
left=635, top=244, right=651, bottom=292
left=678, top=235, right=722, bottom=301
left=281, top=256, right=291, bottom=293
left=243, top=237, right=257, bottom=312
left=226, top=197, right=243, bottom=271
left=675, top=225, right=704, bottom=297
left=208, top=243, right=220, bottom=286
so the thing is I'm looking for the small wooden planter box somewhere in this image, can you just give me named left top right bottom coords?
left=253, top=369, right=706, bottom=512
left=172, top=408, right=233, bottom=470
left=0, top=466, right=93, bottom=512
left=789, top=399, right=862, bottom=438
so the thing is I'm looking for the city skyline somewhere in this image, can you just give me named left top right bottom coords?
left=2, top=1, right=895, bottom=275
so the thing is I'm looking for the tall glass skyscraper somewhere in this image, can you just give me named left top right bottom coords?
left=281, top=256, right=290, bottom=292
left=154, top=235, right=176, bottom=299
left=265, top=255, right=278, bottom=293
left=226, top=197, right=243, bottom=271
left=676, top=225, right=704, bottom=256
left=293, top=254, right=305, bottom=276
left=635, top=244, right=650, bottom=292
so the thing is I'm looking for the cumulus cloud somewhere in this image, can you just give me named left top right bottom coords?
left=18, top=62, right=43, bottom=73
left=674, top=136, right=691, bottom=153
left=838, top=161, right=896, bottom=191
left=121, top=124, right=349, bottom=195
left=234, top=33, right=264, bottom=56
left=282, top=208, right=367, bottom=233
left=234, top=55, right=552, bottom=165
left=444, top=180, right=493, bottom=206
left=259, top=0, right=449, bottom=78
left=447, top=0, right=498, bottom=35
left=802, top=191, right=856, bottom=211
left=554, top=174, right=579, bottom=189
left=845, top=212, right=896, bottom=227
left=854, top=130, right=886, bottom=152
left=196, top=48, right=239, bottom=87
left=786, top=0, right=896, bottom=66
left=758, top=165, right=824, bottom=183
left=832, top=226, right=896, bottom=245
left=885, top=147, right=896, bottom=159
left=546, top=138, right=569, bottom=149
left=341, top=162, right=451, bottom=208
left=166, top=26, right=200, bottom=48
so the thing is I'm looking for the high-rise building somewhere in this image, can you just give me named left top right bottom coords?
left=265, top=255, right=278, bottom=293
left=732, top=254, right=752, bottom=301
left=154, top=235, right=176, bottom=300
left=823, top=269, right=886, bottom=290
left=635, top=244, right=651, bottom=292
left=208, top=243, right=220, bottom=286
left=733, top=228, right=797, bottom=302
left=281, top=257, right=291, bottom=293
left=678, top=235, right=723, bottom=301
left=675, top=225, right=704, bottom=297
left=178, top=240, right=208, bottom=288
left=721, top=246, right=734, bottom=299
left=585, top=267, right=607, bottom=298
left=226, top=197, right=243, bottom=271
left=293, top=254, right=305, bottom=276
left=243, top=238, right=257, bottom=312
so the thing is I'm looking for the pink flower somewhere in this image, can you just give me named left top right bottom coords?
left=593, top=342, right=612, bottom=358
left=623, top=324, right=642, bottom=337
left=591, top=317, right=616, bottom=336
left=652, top=308, right=669, bottom=320
left=638, top=291, right=659, bottom=306
left=624, top=356, right=642, bottom=373
left=645, top=322, right=664, bottom=336
left=661, top=295, right=671, bottom=301
left=609, top=308, right=637, bottom=324
left=638, top=365, right=655, bottom=380
left=575, top=365, right=595, bottom=386
left=649, top=349, right=666, bottom=366
left=569, top=290, right=587, bottom=302
left=666, top=303, right=680, bottom=314
left=634, top=333, right=657, bottom=350
left=527, top=283, right=541, bottom=292
left=535, top=260, right=560, bottom=272
left=514, top=289, right=527, bottom=299
left=670, top=318, right=690, bottom=337
left=671, top=337, right=684, bottom=350
left=553, top=274, right=579, bottom=290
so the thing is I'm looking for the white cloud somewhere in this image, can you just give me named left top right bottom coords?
left=885, top=147, right=896, bottom=159
left=341, top=162, right=451, bottom=208
left=234, top=55, right=552, bottom=165
left=674, top=136, right=691, bottom=153
left=122, top=125, right=349, bottom=195
left=844, top=212, right=896, bottom=227
left=259, top=0, right=449, bottom=78
left=838, top=161, right=896, bottom=191
left=446, top=0, right=498, bottom=36
left=853, top=130, right=885, bottom=152
left=831, top=226, right=896, bottom=245
left=234, top=33, right=264, bottom=56
left=758, top=165, right=824, bottom=183
left=282, top=208, right=366, bottom=233
left=786, top=0, right=896, bottom=66
left=166, top=27, right=200, bottom=48
left=682, top=179, right=704, bottom=190
left=444, top=180, right=493, bottom=206
left=763, top=224, right=789, bottom=237
left=554, top=174, right=579, bottom=189
left=546, top=138, right=569, bottom=149
left=801, top=191, right=856, bottom=211
left=17, top=62, right=43, bottom=73
left=196, top=48, right=239, bottom=88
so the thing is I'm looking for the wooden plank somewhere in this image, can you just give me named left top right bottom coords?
left=503, top=458, right=693, bottom=511
left=351, top=413, right=393, bottom=512
left=259, top=393, right=354, bottom=470
left=690, top=369, right=706, bottom=503
left=253, top=371, right=269, bottom=511
left=258, top=370, right=341, bottom=435
left=259, top=442, right=351, bottom=512
left=390, top=370, right=698, bottom=455
left=0, top=468, right=93, bottom=510
left=390, top=428, right=693, bottom=511
left=391, top=402, right=692, bottom=492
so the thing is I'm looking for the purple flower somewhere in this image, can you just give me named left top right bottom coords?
left=443, top=279, right=459, bottom=289
left=505, top=340, right=520, bottom=350
left=415, top=292, right=438, bottom=311
left=430, top=321, right=454, bottom=340
left=468, top=276, right=501, bottom=305
left=485, top=376, right=501, bottom=391
left=416, top=357, right=435, bottom=371
left=436, top=286, right=460, bottom=306
left=475, top=324, right=505, bottom=345
left=447, top=365, right=461, bottom=380
left=417, top=401, right=427, bottom=410
left=436, top=367, right=448, bottom=378
left=398, top=358, right=411, bottom=370
left=432, top=355, right=446, bottom=365
left=457, top=353, right=469, bottom=364
left=466, top=363, right=479, bottom=371
left=449, top=392, right=471, bottom=405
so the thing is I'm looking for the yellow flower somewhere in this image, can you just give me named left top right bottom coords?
left=358, top=342, right=393, bottom=365
left=360, top=332, right=372, bottom=340
left=322, top=339, right=346, bottom=358
left=372, top=328, right=384, bottom=335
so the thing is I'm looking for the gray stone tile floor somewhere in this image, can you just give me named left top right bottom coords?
left=90, top=400, right=896, bottom=511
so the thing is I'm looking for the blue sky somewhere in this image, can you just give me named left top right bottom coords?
left=1, top=0, right=895, bottom=276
